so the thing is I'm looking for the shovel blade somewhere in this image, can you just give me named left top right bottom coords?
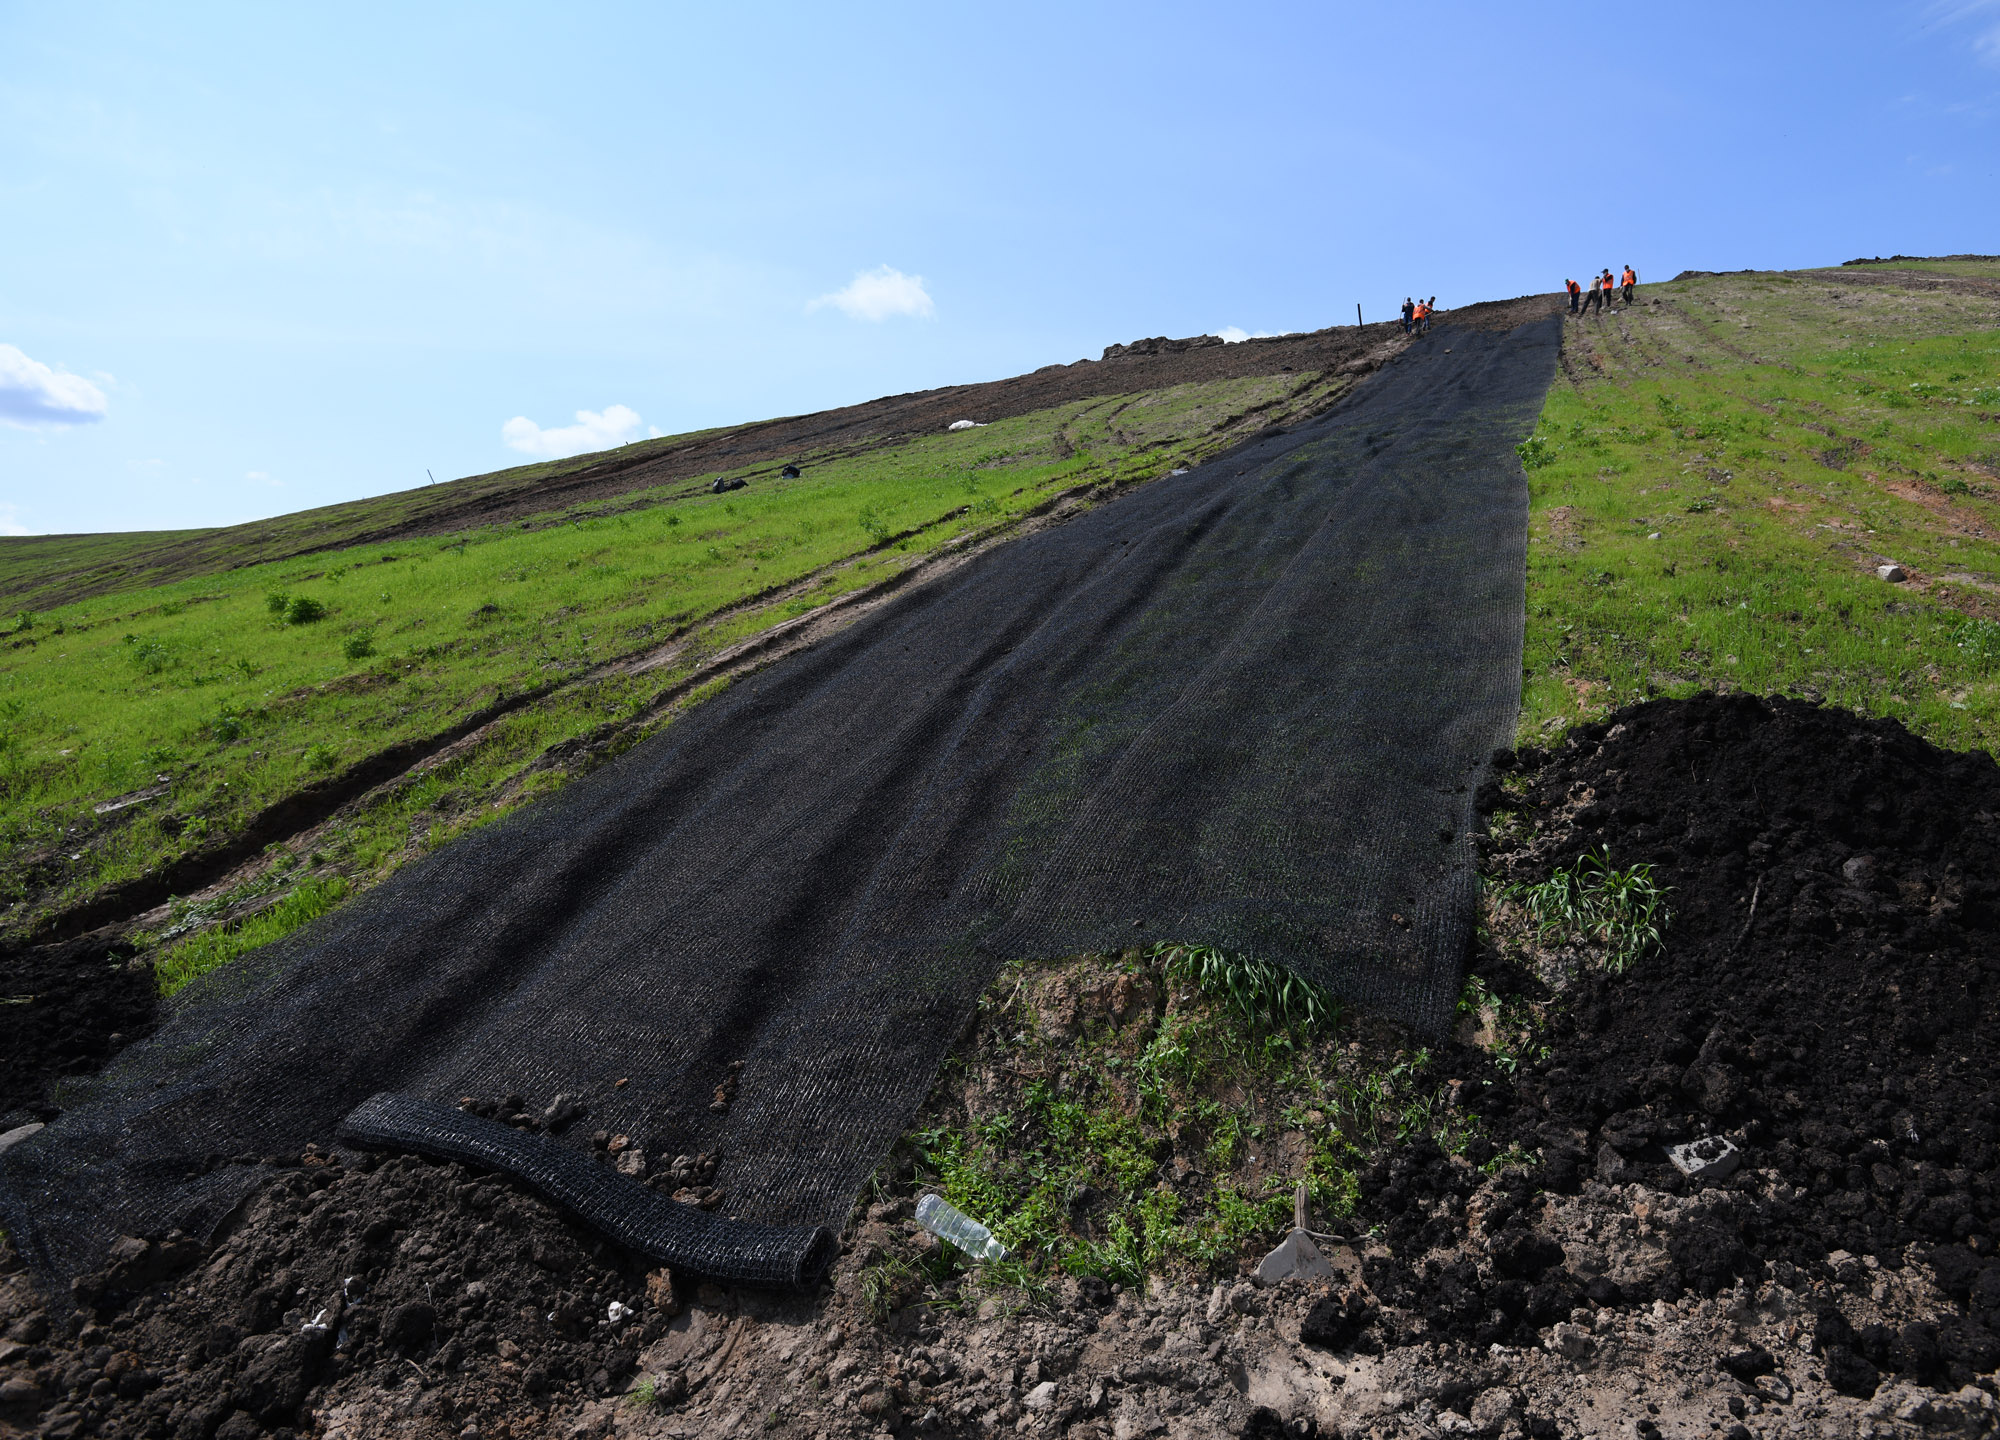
left=1255, top=1229, right=1333, bottom=1287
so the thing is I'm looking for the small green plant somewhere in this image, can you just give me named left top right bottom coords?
left=857, top=505, right=890, bottom=543
left=1511, top=847, right=1669, bottom=973
left=1950, top=617, right=2000, bottom=664
left=266, top=591, right=290, bottom=616
left=210, top=706, right=248, bottom=742
left=1516, top=434, right=1557, bottom=470
left=128, top=637, right=175, bottom=675
left=343, top=631, right=376, bottom=661
left=1155, top=942, right=1338, bottom=1033
left=304, top=743, right=340, bottom=772
left=859, top=1254, right=925, bottom=1324
left=284, top=596, right=327, bottom=625
left=10, top=611, right=31, bottom=633
left=628, top=1375, right=658, bottom=1410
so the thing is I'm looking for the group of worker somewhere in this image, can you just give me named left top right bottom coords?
left=1399, top=296, right=1437, bottom=334
left=1566, top=267, right=1638, bottom=316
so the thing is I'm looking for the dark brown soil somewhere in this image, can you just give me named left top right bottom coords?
left=1358, top=693, right=2000, bottom=1395
left=0, top=934, right=153, bottom=1126
left=0, top=1149, right=677, bottom=1440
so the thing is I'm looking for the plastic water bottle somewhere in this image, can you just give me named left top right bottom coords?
left=916, top=1192, right=1008, bottom=1261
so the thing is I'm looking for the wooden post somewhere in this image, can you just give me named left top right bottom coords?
left=1356, top=304, right=1363, bottom=328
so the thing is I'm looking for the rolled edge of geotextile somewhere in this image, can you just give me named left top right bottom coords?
left=336, top=1091, right=838, bottom=1290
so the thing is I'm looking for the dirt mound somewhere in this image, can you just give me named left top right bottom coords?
left=1361, top=692, right=2000, bottom=1394
left=0, top=1149, right=678, bottom=1440
left=0, top=933, right=153, bottom=1125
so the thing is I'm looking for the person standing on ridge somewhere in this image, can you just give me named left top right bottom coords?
left=1600, top=270, right=1616, bottom=310
left=1581, top=275, right=1600, bottom=316
left=1401, top=297, right=1415, bottom=333
left=1566, top=278, right=1581, bottom=314
left=1622, top=265, right=1637, bottom=304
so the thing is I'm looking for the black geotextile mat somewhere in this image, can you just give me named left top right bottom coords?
left=0, top=317, right=1560, bottom=1294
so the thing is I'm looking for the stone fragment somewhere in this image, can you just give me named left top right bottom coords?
left=1549, top=1322, right=1594, bottom=1359
left=1023, top=1380, right=1058, bottom=1411
left=1468, top=1387, right=1518, bottom=1434
left=1666, top=1134, right=1741, bottom=1181
left=1877, top=563, right=1907, bottom=582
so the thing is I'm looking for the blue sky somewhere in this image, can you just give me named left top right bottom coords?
left=3, top=2, right=1997, bottom=537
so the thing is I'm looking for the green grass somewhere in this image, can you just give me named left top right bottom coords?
left=1155, top=940, right=1340, bottom=1033
left=897, top=949, right=1477, bottom=1295
left=0, top=370, right=1342, bottom=961
left=1521, top=262, right=2000, bottom=751
left=1508, top=847, right=1668, bottom=975
left=153, top=876, right=352, bottom=995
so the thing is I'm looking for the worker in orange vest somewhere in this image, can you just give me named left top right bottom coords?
left=1566, top=278, right=1581, bottom=315
left=1621, top=265, right=1637, bottom=304
left=1412, top=298, right=1432, bottom=334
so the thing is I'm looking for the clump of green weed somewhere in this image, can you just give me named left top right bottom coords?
left=10, top=611, right=32, bottom=634
left=343, top=631, right=376, bottom=661
left=304, top=743, right=340, bottom=773
left=126, top=636, right=175, bottom=675
left=284, top=596, right=327, bottom=625
left=210, top=705, right=249, bottom=742
left=1155, top=942, right=1338, bottom=1033
left=1510, top=846, right=1668, bottom=973
left=1950, top=617, right=2000, bottom=663
left=1516, top=434, right=1557, bottom=470
left=1456, top=973, right=1551, bottom=1077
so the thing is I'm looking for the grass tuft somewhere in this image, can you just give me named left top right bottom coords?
left=153, top=876, right=352, bottom=996
left=1155, top=942, right=1339, bottom=1034
left=1510, top=846, right=1668, bottom=974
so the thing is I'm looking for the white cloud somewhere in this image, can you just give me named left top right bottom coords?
left=247, top=471, right=281, bottom=486
left=501, top=404, right=653, bottom=460
left=1932, top=0, right=2000, bottom=64
left=808, top=265, right=936, bottom=322
left=0, top=344, right=109, bottom=428
left=0, top=504, right=30, bottom=536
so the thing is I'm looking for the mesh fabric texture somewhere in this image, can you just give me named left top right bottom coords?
left=1, top=317, right=1560, bottom=1293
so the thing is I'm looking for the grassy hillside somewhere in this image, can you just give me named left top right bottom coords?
left=9, top=257, right=1997, bottom=1007
left=1518, top=260, right=2000, bottom=752
left=0, top=370, right=1351, bottom=966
